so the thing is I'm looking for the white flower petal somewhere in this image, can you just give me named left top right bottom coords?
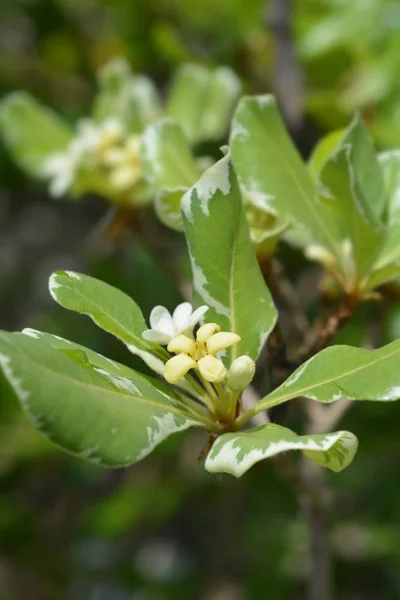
left=172, top=302, right=193, bottom=330
left=142, top=329, right=171, bottom=345
left=149, top=305, right=174, bottom=336
left=49, top=173, right=73, bottom=197
left=43, top=154, right=75, bottom=197
left=188, top=305, right=209, bottom=329
left=76, top=118, right=98, bottom=139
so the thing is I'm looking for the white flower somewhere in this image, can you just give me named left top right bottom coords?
left=43, top=140, right=85, bottom=198
left=42, top=117, right=123, bottom=198
left=76, top=117, right=123, bottom=155
left=142, top=302, right=209, bottom=345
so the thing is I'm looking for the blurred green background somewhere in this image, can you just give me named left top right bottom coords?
left=1, top=1, right=400, bottom=598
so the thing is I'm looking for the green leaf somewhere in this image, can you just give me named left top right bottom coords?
left=334, top=116, right=385, bottom=223
left=308, top=129, right=345, bottom=181
left=129, top=76, right=162, bottom=131
left=21, top=328, right=207, bottom=421
left=370, top=153, right=400, bottom=272
left=181, top=150, right=277, bottom=361
left=256, top=340, right=400, bottom=411
left=0, top=332, right=201, bottom=467
left=165, top=64, right=210, bottom=143
left=154, top=187, right=188, bottom=232
left=141, top=119, right=200, bottom=230
left=165, top=64, right=240, bottom=143
left=141, top=119, right=200, bottom=189
left=93, top=58, right=161, bottom=132
left=230, top=95, right=342, bottom=260
left=379, top=150, right=400, bottom=225
left=0, top=92, right=73, bottom=177
left=22, top=328, right=149, bottom=381
left=200, top=66, right=241, bottom=141
left=48, top=270, right=167, bottom=374
left=319, top=143, right=384, bottom=278
left=205, top=424, right=358, bottom=477
left=92, top=58, right=132, bottom=122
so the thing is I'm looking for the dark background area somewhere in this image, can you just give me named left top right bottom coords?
left=1, top=1, right=400, bottom=598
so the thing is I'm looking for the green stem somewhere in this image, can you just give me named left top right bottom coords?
left=215, top=383, right=237, bottom=420
left=234, top=394, right=279, bottom=428
left=202, top=379, right=219, bottom=402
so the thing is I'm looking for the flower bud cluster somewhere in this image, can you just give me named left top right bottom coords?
left=44, top=117, right=144, bottom=201
left=142, top=303, right=257, bottom=421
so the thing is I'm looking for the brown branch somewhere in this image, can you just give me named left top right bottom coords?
left=264, top=273, right=359, bottom=600
left=300, top=460, right=333, bottom=600
left=297, top=300, right=354, bottom=364
left=262, top=258, right=309, bottom=348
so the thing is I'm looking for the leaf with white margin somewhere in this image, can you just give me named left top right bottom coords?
left=0, top=332, right=202, bottom=467
left=22, top=328, right=209, bottom=422
left=141, top=119, right=200, bottom=231
left=129, top=75, right=162, bottom=131
left=92, top=57, right=132, bottom=122
left=48, top=270, right=168, bottom=374
left=165, top=64, right=210, bottom=143
left=165, top=64, right=241, bottom=143
left=230, top=95, right=343, bottom=261
left=181, top=150, right=277, bottom=362
left=154, top=188, right=188, bottom=232
left=319, top=142, right=384, bottom=278
left=255, top=340, right=400, bottom=412
left=334, top=115, right=385, bottom=223
left=200, top=66, right=241, bottom=141
left=316, top=117, right=387, bottom=280
left=0, top=92, right=73, bottom=177
left=205, top=424, right=358, bottom=477
left=92, top=58, right=161, bottom=131
left=141, top=119, right=199, bottom=189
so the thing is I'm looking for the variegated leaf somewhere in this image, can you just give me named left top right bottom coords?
left=205, top=424, right=358, bottom=477
left=181, top=150, right=277, bottom=361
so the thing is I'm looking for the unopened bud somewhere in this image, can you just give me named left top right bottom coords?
left=228, top=355, right=256, bottom=391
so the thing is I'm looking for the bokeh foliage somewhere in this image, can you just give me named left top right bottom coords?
left=1, top=1, right=400, bottom=599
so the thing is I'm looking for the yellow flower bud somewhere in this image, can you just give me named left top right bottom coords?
left=109, top=164, right=142, bottom=192
left=167, top=335, right=196, bottom=356
left=228, top=355, right=256, bottom=391
left=206, top=332, right=241, bottom=355
left=196, top=323, right=221, bottom=343
left=197, top=355, right=226, bottom=383
left=164, top=354, right=197, bottom=384
left=126, top=135, right=141, bottom=156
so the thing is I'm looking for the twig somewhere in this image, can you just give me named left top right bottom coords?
left=263, top=259, right=309, bottom=347
left=300, top=462, right=333, bottom=600
left=306, top=398, right=353, bottom=437
left=297, top=299, right=355, bottom=364
left=264, top=273, right=358, bottom=600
